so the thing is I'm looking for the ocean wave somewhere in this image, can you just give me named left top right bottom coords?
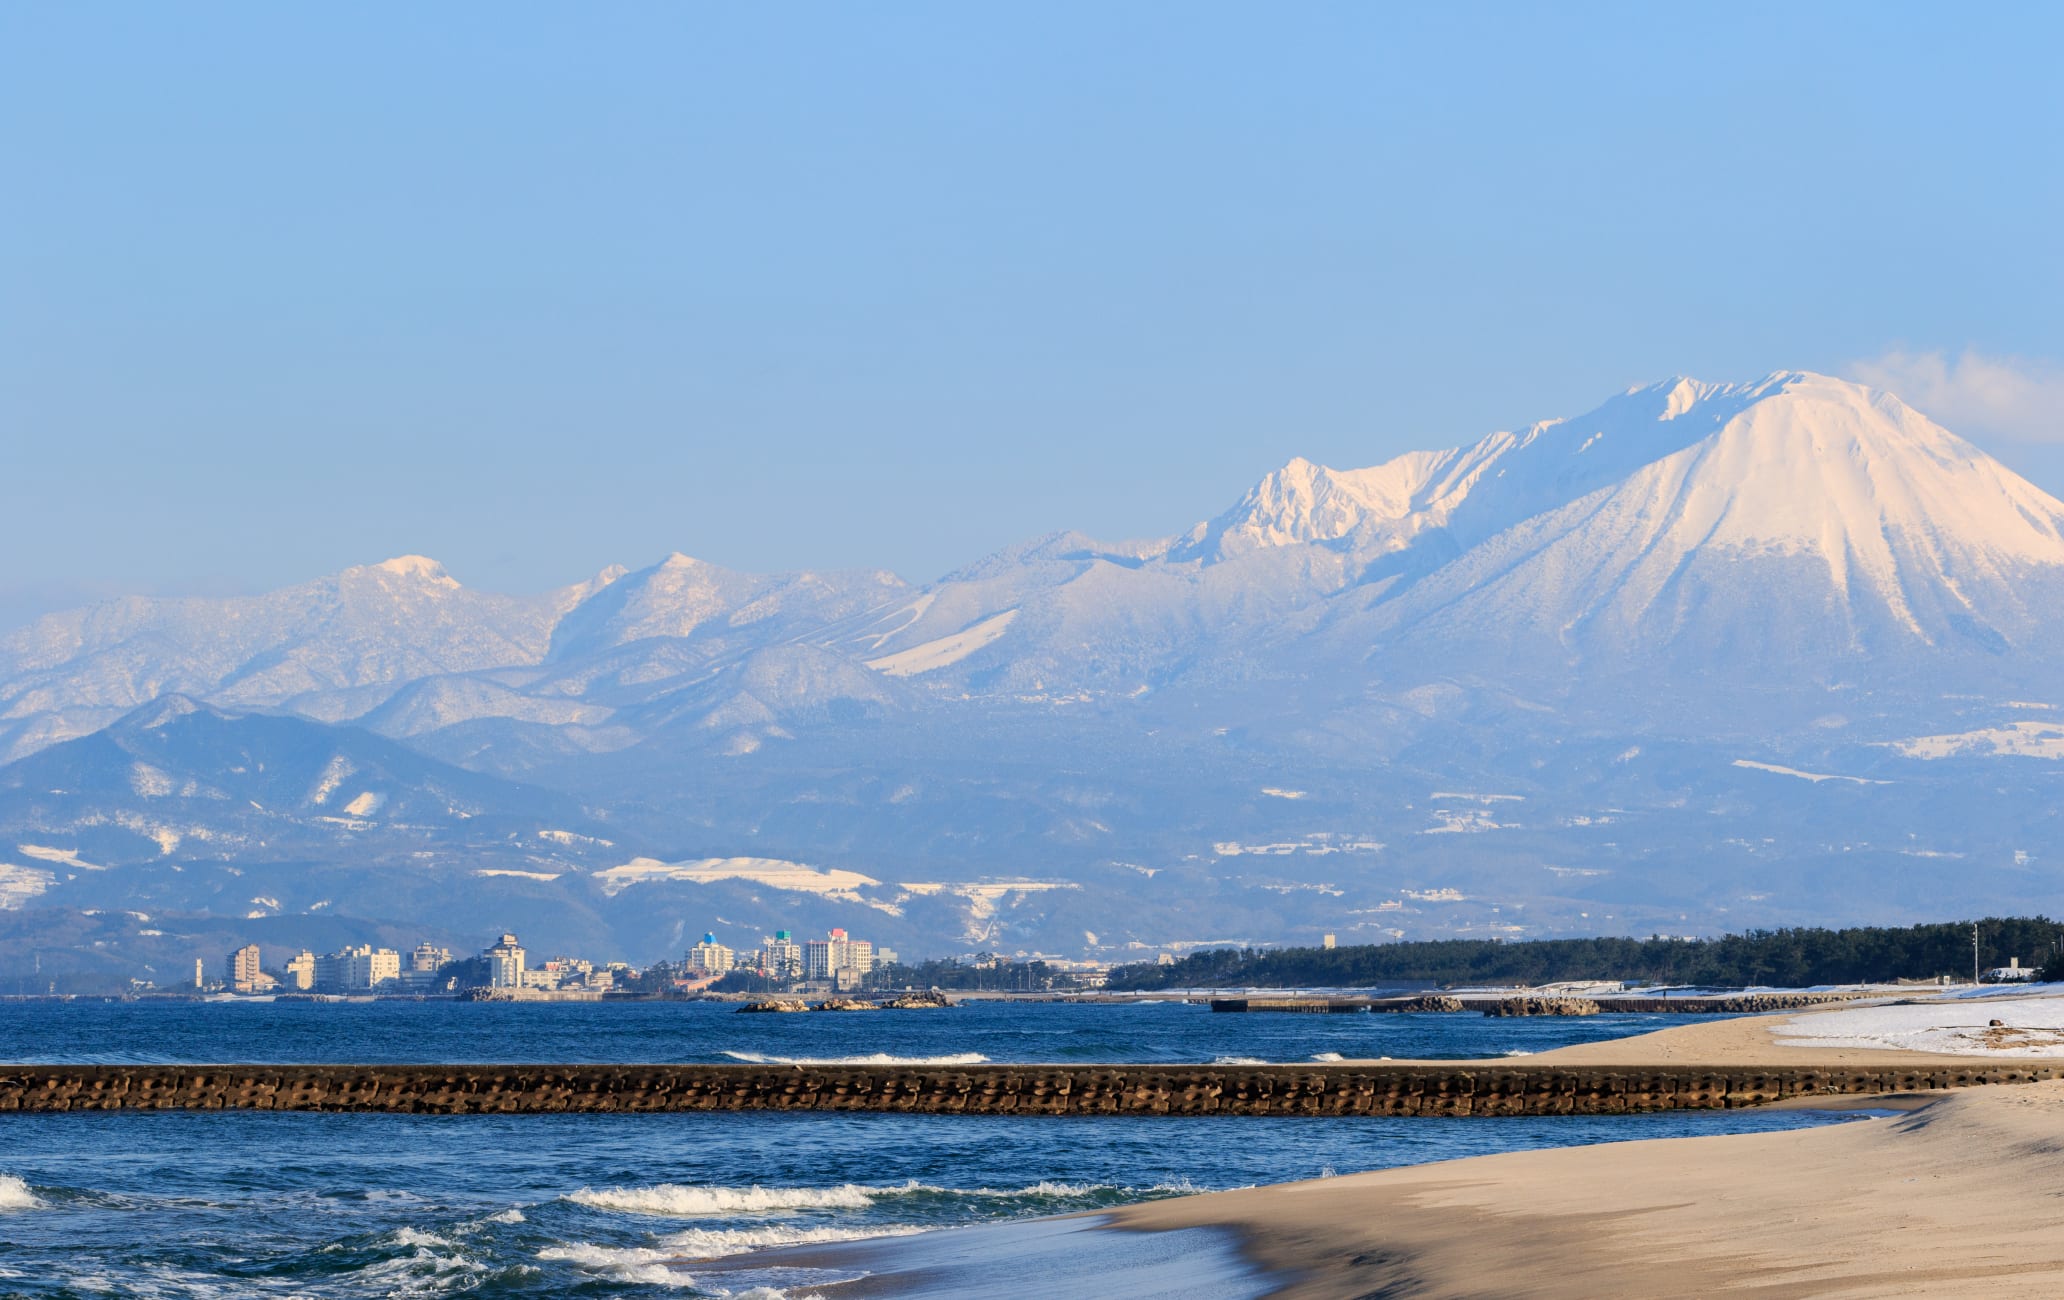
left=542, top=1240, right=865, bottom=1294
left=389, top=1227, right=454, bottom=1249
left=344, top=1224, right=491, bottom=1296
left=719, top=1051, right=990, bottom=1066
left=1502, top=1049, right=1535, bottom=1057
left=567, top=1183, right=882, bottom=1215
left=566, top=1178, right=1199, bottom=1219
left=1210, top=1055, right=1269, bottom=1065
left=0, top=1176, right=41, bottom=1211
left=1310, top=1051, right=1345, bottom=1062
left=538, top=1242, right=691, bottom=1288
left=663, top=1223, right=925, bottom=1258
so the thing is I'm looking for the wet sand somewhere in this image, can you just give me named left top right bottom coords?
left=697, top=1002, right=2064, bottom=1297
left=690, top=1218, right=1267, bottom=1298
left=1108, top=1078, right=2064, bottom=1296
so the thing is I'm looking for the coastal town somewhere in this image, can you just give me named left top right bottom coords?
left=188, top=925, right=1113, bottom=1000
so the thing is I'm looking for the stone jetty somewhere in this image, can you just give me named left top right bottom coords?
left=3, top=1061, right=2059, bottom=1116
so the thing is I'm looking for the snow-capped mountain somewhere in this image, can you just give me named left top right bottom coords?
left=1338, top=373, right=2064, bottom=685
left=0, top=557, right=615, bottom=759
left=6, top=370, right=2064, bottom=980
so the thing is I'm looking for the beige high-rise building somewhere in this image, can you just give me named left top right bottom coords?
left=283, top=951, right=317, bottom=991
left=225, top=944, right=264, bottom=993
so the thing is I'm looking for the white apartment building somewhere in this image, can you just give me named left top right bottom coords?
left=687, top=934, right=735, bottom=975
left=802, top=929, right=874, bottom=979
left=484, top=933, right=526, bottom=989
left=409, top=943, right=452, bottom=973
left=760, top=931, right=802, bottom=977
left=282, top=950, right=316, bottom=991
left=315, top=944, right=401, bottom=992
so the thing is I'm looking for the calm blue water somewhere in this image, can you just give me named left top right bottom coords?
left=0, top=997, right=1720, bottom=1066
left=0, top=1002, right=1864, bottom=1298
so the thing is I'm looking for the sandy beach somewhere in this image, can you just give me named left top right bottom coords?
left=696, top=991, right=2064, bottom=1297
left=1114, top=1078, right=2064, bottom=1296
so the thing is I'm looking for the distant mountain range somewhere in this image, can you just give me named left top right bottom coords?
left=6, top=371, right=2062, bottom=987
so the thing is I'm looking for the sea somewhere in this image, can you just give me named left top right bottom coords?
left=0, top=999, right=1867, bottom=1297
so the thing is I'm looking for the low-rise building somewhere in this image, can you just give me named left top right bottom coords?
left=409, top=943, right=451, bottom=974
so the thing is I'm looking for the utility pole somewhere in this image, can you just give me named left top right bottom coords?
left=1973, top=921, right=1981, bottom=987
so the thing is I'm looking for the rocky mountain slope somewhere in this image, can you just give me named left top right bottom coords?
left=5, top=371, right=2062, bottom=981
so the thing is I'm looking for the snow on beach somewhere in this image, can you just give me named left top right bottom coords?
left=1776, top=991, right=2064, bottom=1056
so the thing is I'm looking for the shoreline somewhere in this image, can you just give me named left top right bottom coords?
left=1105, top=1081, right=2064, bottom=1297
left=701, top=996, right=2064, bottom=1296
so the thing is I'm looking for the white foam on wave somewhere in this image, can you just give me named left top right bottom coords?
left=1211, top=1055, right=1269, bottom=1065
left=664, top=1223, right=925, bottom=1258
left=539, top=1241, right=695, bottom=1288
left=567, top=1178, right=1191, bottom=1219
left=720, top=1051, right=990, bottom=1066
left=390, top=1227, right=453, bottom=1249
left=1310, top=1051, right=1345, bottom=1062
left=543, top=1240, right=862, bottom=1294
left=347, top=1224, right=486, bottom=1293
left=1502, top=1049, right=1535, bottom=1057
left=0, top=1175, right=41, bottom=1211
left=567, top=1183, right=883, bottom=1216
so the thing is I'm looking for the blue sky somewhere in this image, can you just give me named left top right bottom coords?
left=3, top=3, right=2060, bottom=625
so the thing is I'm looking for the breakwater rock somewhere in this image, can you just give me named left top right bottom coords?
left=3, top=1062, right=2059, bottom=1117
left=881, top=991, right=955, bottom=1009
left=1406, top=995, right=1467, bottom=1013
left=736, top=998, right=811, bottom=1014
left=1482, top=997, right=1603, bottom=1017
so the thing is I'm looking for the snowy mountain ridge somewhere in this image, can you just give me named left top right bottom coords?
left=7, top=369, right=2063, bottom=763
left=6, top=369, right=2064, bottom=971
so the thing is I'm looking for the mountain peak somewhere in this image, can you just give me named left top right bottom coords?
left=360, top=555, right=459, bottom=588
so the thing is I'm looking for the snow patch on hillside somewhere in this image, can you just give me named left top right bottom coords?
left=1896, top=722, right=2064, bottom=760
left=17, top=845, right=106, bottom=870
left=0, top=863, right=54, bottom=908
left=129, top=763, right=173, bottom=798
left=307, top=756, right=355, bottom=806
left=1213, top=835, right=1383, bottom=857
left=1732, top=759, right=1890, bottom=786
left=595, top=856, right=882, bottom=899
left=866, top=609, right=1018, bottom=677
left=538, top=829, right=614, bottom=847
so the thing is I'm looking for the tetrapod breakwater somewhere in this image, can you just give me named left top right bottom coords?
left=3, top=1060, right=2059, bottom=1116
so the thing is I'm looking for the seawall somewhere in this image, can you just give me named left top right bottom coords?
left=4, top=1061, right=2060, bottom=1116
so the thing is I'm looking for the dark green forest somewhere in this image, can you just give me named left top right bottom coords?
left=1106, top=918, right=2064, bottom=991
